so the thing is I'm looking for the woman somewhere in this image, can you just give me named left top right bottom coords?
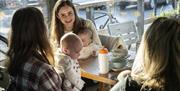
left=7, top=7, right=62, bottom=91
left=131, top=17, right=168, bottom=75
left=50, top=0, right=102, bottom=52
left=111, top=18, right=180, bottom=91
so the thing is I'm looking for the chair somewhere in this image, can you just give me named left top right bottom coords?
left=0, top=35, right=10, bottom=90
left=0, top=34, right=9, bottom=68
left=108, top=21, right=139, bottom=65
left=0, top=66, right=10, bottom=90
left=107, top=21, right=139, bottom=50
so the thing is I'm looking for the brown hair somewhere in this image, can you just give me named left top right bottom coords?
left=50, top=0, right=86, bottom=45
left=8, top=7, right=55, bottom=76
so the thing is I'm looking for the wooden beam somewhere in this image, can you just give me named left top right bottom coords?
left=81, top=70, right=117, bottom=85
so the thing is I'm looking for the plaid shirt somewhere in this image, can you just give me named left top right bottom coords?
left=8, top=57, right=62, bottom=91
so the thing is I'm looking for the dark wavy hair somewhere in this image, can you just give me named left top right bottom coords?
left=8, top=7, right=54, bottom=76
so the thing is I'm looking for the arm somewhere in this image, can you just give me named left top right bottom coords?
left=110, top=73, right=129, bottom=91
left=85, top=19, right=102, bottom=46
left=79, top=43, right=100, bottom=59
left=89, top=42, right=100, bottom=56
left=38, top=68, right=62, bottom=91
left=131, top=34, right=145, bottom=75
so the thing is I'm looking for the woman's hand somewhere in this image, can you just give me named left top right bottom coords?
left=117, top=70, right=131, bottom=80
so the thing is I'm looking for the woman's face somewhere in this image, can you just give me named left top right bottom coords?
left=57, top=5, right=75, bottom=28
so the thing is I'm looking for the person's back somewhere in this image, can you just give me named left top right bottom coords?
left=131, top=17, right=168, bottom=75
left=8, top=54, right=61, bottom=91
left=7, top=7, right=62, bottom=91
left=111, top=17, right=180, bottom=91
left=77, top=27, right=100, bottom=59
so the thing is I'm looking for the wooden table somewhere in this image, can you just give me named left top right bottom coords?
left=78, top=56, right=117, bottom=91
left=74, top=0, right=113, bottom=22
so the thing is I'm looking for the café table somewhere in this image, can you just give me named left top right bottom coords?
left=74, top=0, right=113, bottom=23
left=78, top=56, right=130, bottom=91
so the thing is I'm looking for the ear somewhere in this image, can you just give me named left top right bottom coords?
left=62, top=47, right=70, bottom=55
left=56, top=14, right=61, bottom=20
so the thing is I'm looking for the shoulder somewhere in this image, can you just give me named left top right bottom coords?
left=125, top=76, right=156, bottom=91
left=17, top=56, right=62, bottom=91
left=25, top=57, right=56, bottom=76
left=84, top=19, right=93, bottom=26
left=111, top=75, right=142, bottom=91
left=55, top=53, right=72, bottom=68
left=79, top=18, right=93, bottom=27
left=84, top=19, right=97, bottom=34
left=55, top=53, right=71, bottom=64
left=125, top=76, right=141, bottom=91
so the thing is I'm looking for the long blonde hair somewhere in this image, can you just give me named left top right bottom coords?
left=136, top=18, right=180, bottom=91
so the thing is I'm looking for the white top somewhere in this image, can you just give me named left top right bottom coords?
left=131, top=34, right=145, bottom=75
left=79, top=43, right=100, bottom=59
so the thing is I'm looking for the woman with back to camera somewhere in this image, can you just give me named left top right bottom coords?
left=131, top=17, right=168, bottom=75
left=50, top=0, right=102, bottom=59
left=7, top=7, right=62, bottom=91
left=111, top=17, right=180, bottom=91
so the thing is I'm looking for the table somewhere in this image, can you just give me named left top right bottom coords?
left=75, top=0, right=113, bottom=9
left=74, top=0, right=114, bottom=23
left=79, top=56, right=118, bottom=91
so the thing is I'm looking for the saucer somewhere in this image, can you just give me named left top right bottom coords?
left=111, top=66, right=129, bottom=72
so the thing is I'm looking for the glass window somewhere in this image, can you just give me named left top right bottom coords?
left=0, top=0, right=178, bottom=43
left=0, top=0, right=48, bottom=38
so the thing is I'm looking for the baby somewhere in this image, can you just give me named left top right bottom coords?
left=78, top=27, right=100, bottom=59
left=54, top=33, right=85, bottom=91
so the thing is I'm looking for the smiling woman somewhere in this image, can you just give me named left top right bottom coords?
left=50, top=0, right=102, bottom=57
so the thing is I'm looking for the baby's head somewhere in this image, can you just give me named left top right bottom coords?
left=60, top=33, right=83, bottom=60
left=78, top=27, right=92, bottom=47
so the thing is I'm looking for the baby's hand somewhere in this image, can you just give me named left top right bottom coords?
left=92, top=50, right=98, bottom=56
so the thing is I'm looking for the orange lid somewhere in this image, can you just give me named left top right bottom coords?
left=99, top=48, right=108, bottom=54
